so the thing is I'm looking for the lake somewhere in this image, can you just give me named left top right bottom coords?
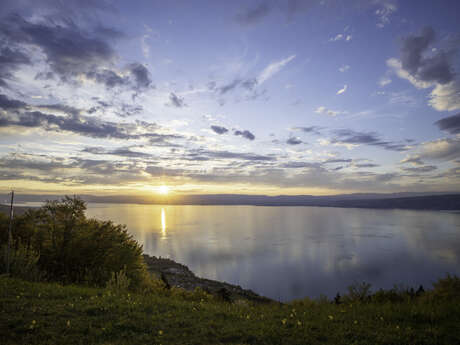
left=85, top=204, right=460, bottom=301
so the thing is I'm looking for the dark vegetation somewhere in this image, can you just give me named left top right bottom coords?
left=1, top=196, right=460, bottom=344
left=0, top=196, right=147, bottom=289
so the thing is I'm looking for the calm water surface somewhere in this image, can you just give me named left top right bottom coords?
left=85, top=204, right=460, bottom=301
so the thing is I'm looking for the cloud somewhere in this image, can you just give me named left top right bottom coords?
left=0, top=96, right=186, bottom=146
left=128, top=63, right=152, bottom=89
left=218, top=79, right=243, bottom=94
left=236, top=2, right=271, bottom=25
left=0, top=94, right=26, bottom=109
left=329, top=34, right=343, bottom=42
left=323, top=158, right=352, bottom=164
left=166, top=93, right=186, bottom=108
left=339, top=65, right=350, bottom=73
left=429, top=80, right=460, bottom=111
left=400, top=27, right=453, bottom=85
left=354, top=163, right=379, bottom=168
left=286, top=137, right=302, bottom=145
left=187, top=149, right=275, bottom=162
left=210, top=125, right=229, bottom=135
left=331, top=129, right=410, bottom=151
left=329, top=33, right=351, bottom=43
left=379, top=77, right=392, bottom=87
left=336, top=84, right=348, bottom=95
left=0, top=46, right=31, bottom=86
left=402, top=165, right=437, bottom=173
left=82, top=146, right=151, bottom=158
left=258, top=55, right=296, bottom=85
left=0, top=15, right=117, bottom=81
left=292, top=126, right=322, bottom=135
left=315, top=106, right=344, bottom=116
left=375, top=0, right=397, bottom=28
left=388, top=27, right=460, bottom=111
left=400, top=155, right=425, bottom=166
left=234, top=129, right=255, bottom=141
left=435, top=113, right=460, bottom=135
left=419, top=138, right=460, bottom=161
left=85, top=69, right=128, bottom=88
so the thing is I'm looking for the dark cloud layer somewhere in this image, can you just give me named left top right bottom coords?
left=82, top=146, right=151, bottom=158
left=331, top=129, right=409, bottom=151
left=234, top=129, right=255, bottom=141
left=210, top=125, right=229, bottom=134
left=0, top=46, right=31, bottom=86
left=0, top=15, right=117, bottom=81
left=402, top=165, right=437, bottom=173
left=401, top=27, right=454, bottom=85
left=0, top=95, right=185, bottom=146
left=435, top=113, right=460, bottom=135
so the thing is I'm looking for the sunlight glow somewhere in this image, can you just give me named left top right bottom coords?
left=158, top=185, right=169, bottom=195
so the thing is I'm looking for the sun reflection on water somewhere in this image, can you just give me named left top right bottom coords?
left=161, top=207, right=166, bottom=239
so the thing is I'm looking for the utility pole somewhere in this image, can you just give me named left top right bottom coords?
left=6, top=190, right=14, bottom=274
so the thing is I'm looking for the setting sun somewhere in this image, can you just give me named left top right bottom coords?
left=158, top=185, right=170, bottom=195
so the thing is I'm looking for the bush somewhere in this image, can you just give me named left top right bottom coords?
left=343, top=281, right=372, bottom=303
left=429, top=274, right=460, bottom=300
left=0, top=196, right=148, bottom=289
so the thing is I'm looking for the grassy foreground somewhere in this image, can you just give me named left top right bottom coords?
left=1, top=276, right=460, bottom=345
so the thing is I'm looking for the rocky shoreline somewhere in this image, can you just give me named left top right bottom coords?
left=143, top=254, right=273, bottom=304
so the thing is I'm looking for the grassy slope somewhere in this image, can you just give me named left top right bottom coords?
left=1, top=277, right=459, bottom=345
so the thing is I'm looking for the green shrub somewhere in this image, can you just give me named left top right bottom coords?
left=0, top=196, right=148, bottom=289
left=429, top=274, right=460, bottom=300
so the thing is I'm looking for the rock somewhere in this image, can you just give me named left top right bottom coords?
left=142, top=254, right=273, bottom=304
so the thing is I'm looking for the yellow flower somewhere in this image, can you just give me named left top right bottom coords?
left=32, top=320, right=36, bottom=325
left=66, top=320, right=71, bottom=327
left=246, top=315, right=250, bottom=319
left=281, top=319, right=287, bottom=325
left=290, top=313, right=294, bottom=318
left=354, top=320, right=358, bottom=324
left=158, top=330, right=163, bottom=335
left=297, top=321, right=302, bottom=326
left=328, top=315, right=334, bottom=321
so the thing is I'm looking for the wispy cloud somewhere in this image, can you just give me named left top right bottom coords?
left=258, top=55, right=296, bottom=85
left=336, top=85, right=348, bottom=95
left=315, top=106, right=345, bottom=116
left=339, top=65, right=350, bottom=72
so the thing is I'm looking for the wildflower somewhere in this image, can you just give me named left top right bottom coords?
left=66, top=320, right=71, bottom=327
left=158, top=330, right=163, bottom=335
left=32, top=320, right=36, bottom=325
left=290, top=313, right=294, bottom=318
left=396, top=325, right=400, bottom=330
left=281, top=319, right=287, bottom=325
left=328, top=315, right=334, bottom=321
left=246, top=315, right=250, bottom=319
left=297, top=321, right=302, bottom=326
left=354, top=320, right=358, bottom=324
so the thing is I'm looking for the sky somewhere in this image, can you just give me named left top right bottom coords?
left=0, top=0, right=459, bottom=197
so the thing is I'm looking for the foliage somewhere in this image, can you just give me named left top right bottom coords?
left=1, top=275, right=460, bottom=345
left=343, top=281, right=372, bottom=303
left=0, top=196, right=147, bottom=288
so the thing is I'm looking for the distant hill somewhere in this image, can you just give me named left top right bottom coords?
left=1, top=192, right=459, bottom=211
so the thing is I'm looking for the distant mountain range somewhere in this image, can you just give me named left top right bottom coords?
left=1, top=192, right=459, bottom=211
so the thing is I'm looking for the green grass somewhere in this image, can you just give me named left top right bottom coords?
left=1, top=276, right=459, bottom=345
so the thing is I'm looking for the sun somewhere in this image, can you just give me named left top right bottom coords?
left=158, top=185, right=170, bottom=195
